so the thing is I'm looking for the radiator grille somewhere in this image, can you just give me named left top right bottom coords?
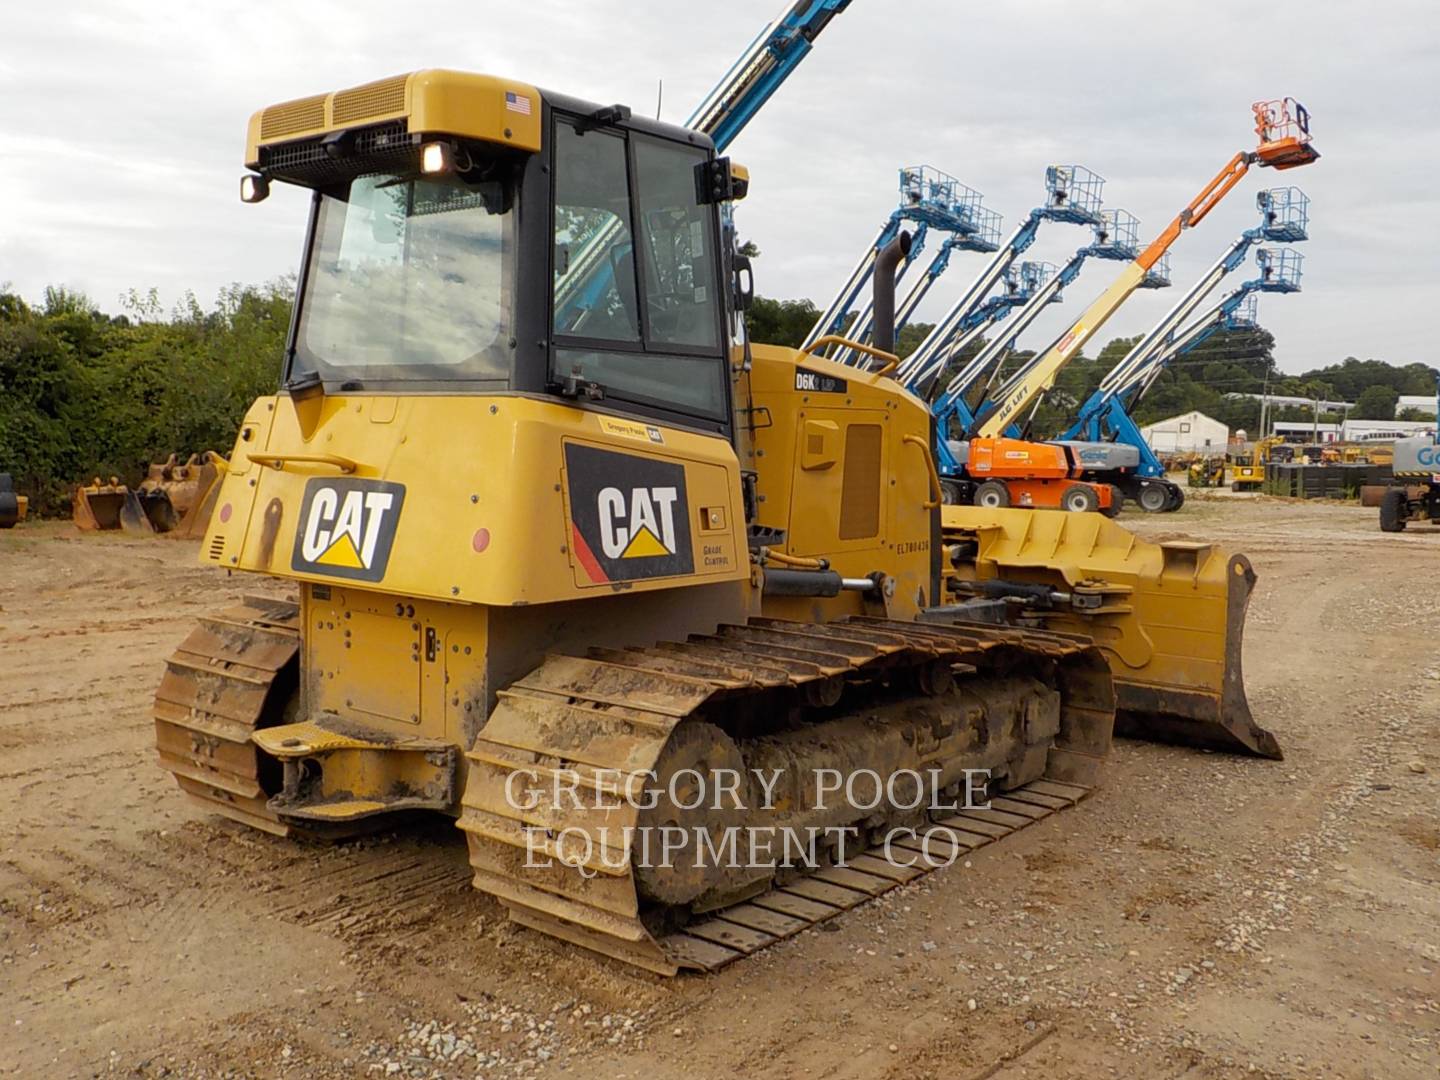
left=260, top=122, right=415, bottom=183
left=838, top=424, right=882, bottom=540
left=332, top=75, right=408, bottom=125
left=259, top=94, right=327, bottom=140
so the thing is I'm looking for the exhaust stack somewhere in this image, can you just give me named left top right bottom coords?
left=871, top=231, right=913, bottom=355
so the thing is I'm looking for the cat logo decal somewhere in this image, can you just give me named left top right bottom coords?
left=564, top=443, right=693, bottom=583
left=291, top=478, right=405, bottom=582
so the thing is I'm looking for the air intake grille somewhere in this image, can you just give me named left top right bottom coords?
left=260, top=122, right=415, bottom=183
left=207, top=535, right=226, bottom=562
left=839, top=424, right=882, bottom=540
left=259, top=94, right=327, bottom=140
left=332, top=75, right=409, bottom=125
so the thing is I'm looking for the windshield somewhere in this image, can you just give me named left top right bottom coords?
left=293, top=173, right=515, bottom=384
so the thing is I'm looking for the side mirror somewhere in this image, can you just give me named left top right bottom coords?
left=732, top=253, right=754, bottom=312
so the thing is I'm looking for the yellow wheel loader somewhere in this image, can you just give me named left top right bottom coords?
left=156, top=69, right=1278, bottom=975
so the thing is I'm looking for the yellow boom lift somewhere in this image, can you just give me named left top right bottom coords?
left=156, top=57, right=1290, bottom=973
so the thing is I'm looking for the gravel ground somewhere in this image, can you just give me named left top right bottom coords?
left=1, top=494, right=1436, bottom=1079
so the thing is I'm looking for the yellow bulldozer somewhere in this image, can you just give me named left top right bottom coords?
left=1229, top=435, right=1287, bottom=491
left=155, top=68, right=1280, bottom=976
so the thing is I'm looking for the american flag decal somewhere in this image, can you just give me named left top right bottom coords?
left=505, top=91, right=532, bottom=116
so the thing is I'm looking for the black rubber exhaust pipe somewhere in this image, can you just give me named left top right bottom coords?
left=871, top=230, right=913, bottom=356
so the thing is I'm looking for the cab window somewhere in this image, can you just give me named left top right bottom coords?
left=550, top=118, right=727, bottom=423
left=633, top=137, right=720, bottom=351
left=551, top=123, right=640, bottom=343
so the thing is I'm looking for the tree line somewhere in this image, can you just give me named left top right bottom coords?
left=0, top=281, right=1431, bottom=515
left=747, top=295, right=1436, bottom=437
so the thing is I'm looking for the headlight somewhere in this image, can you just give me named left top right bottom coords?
left=420, top=142, right=452, bottom=175
left=240, top=174, right=270, bottom=204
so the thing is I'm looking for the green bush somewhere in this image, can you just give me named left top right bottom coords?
left=0, top=281, right=293, bottom=515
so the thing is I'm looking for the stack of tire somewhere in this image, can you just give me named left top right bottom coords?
left=0, top=474, right=25, bottom=529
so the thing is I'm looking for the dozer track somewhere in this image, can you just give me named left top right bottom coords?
left=458, top=618, right=1115, bottom=975
left=153, top=596, right=301, bottom=836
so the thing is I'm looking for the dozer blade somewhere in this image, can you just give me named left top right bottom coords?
left=942, top=506, right=1281, bottom=760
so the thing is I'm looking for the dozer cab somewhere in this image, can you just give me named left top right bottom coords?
left=156, top=68, right=1279, bottom=975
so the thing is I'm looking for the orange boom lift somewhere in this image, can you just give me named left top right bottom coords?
left=958, top=99, right=1318, bottom=511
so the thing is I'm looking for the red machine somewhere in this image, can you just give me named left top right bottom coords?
left=966, top=437, right=1114, bottom=514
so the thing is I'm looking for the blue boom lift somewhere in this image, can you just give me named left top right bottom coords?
left=1051, top=187, right=1310, bottom=511
left=895, top=166, right=1109, bottom=395
left=927, top=208, right=1160, bottom=500
left=557, top=0, right=856, bottom=327
left=802, top=167, right=993, bottom=355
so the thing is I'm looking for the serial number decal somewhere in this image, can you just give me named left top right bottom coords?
left=795, top=368, right=849, bottom=394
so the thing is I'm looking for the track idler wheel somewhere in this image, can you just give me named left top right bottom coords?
left=633, top=721, right=754, bottom=908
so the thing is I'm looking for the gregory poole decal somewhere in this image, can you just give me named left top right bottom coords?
left=291, top=478, right=405, bottom=582
left=564, top=443, right=693, bottom=583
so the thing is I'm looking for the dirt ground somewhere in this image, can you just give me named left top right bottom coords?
left=2, top=493, right=1437, bottom=1080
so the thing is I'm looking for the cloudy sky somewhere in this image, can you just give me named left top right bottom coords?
left=3, top=0, right=1435, bottom=374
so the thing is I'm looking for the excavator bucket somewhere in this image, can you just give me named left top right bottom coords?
left=72, top=477, right=154, bottom=534
left=137, top=452, right=227, bottom=537
left=167, top=452, right=227, bottom=539
left=943, top=506, right=1281, bottom=760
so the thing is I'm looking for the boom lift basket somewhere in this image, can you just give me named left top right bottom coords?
left=1092, top=208, right=1141, bottom=260
left=1045, top=165, right=1106, bottom=224
left=960, top=203, right=1004, bottom=252
left=1253, top=98, right=1319, bottom=169
left=1255, top=247, right=1303, bottom=292
left=1229, top=293, right=1260, bottom=329
left=1015, top=261, right=1055, bottom=294
left=1257, top=186, right=1309, bottom=241
left=900, top=165, right=986, bottom=234
left=1142, top=252, right=1172, bottom=289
